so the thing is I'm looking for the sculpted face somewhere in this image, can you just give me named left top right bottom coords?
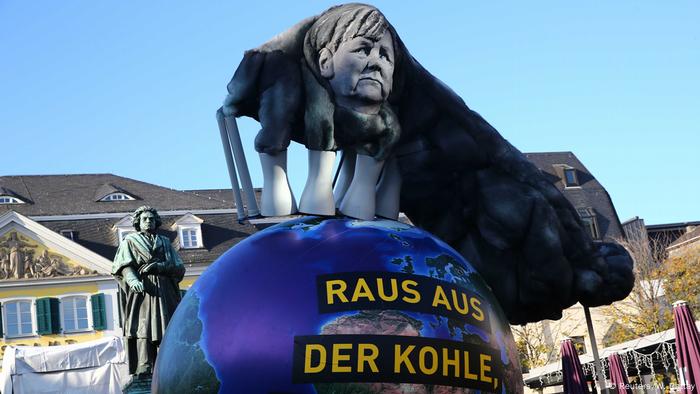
left=320, top=32, right=395, bottom=114
left=139, top=212, right=157, bottom=233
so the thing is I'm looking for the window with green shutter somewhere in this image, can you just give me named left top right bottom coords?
left=91, top=293, right=107, bottom=331
left=36, top=298, right=60, bottom=335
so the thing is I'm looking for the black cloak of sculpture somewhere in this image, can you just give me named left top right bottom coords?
left=223, top=3, right=634, bottom=324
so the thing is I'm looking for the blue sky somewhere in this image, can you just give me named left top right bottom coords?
left=1, top=1, right=698, bottom=225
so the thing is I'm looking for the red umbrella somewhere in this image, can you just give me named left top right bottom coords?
left=607, top=353, right=631, bottom=394
left=561, top=338, right=589, bottom=394
left=673, top=300, right=700, bottom=394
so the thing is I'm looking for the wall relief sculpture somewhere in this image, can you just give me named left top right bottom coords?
left=0, top=232, right=98, bottom=280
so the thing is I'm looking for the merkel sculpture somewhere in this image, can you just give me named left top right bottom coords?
left=112, top=206, right=185, bottom=379
left=153, top=4, right=635, bottom=393
left=219, top=3, right=634, bottom=324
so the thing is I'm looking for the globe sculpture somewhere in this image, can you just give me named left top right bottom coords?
left=152, top=217, right=523, bottom=393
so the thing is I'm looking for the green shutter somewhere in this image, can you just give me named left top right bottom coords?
left=91, top=293, right=106, bottom=331
left=36, top=298, right=59, bottom=335
left=36, top=298, right=48, bottom=334
left=49, top=298, right=60, bottom=334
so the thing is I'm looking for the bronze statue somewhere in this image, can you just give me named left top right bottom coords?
left=220, top=3, right=634, bottom=324
left=112, top=206, right=185, bottom=376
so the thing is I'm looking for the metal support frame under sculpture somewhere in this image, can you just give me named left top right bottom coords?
left=217, top=3, right=634, bottom=325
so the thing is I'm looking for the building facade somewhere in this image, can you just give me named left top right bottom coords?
left=525, top=152, right=625, bottom=242
left=0, top=174, right=257, bottom=364
left=517, top=152, right=628, bottom=392
left=665, top=225, right=700, bottom=257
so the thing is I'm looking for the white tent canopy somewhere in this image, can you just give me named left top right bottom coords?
left=523, top=321, right=700, bottom=388
left=0, top=336, right=129, bottom=394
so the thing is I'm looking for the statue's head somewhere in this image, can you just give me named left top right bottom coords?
left=132, top=206, right=162, bottom=233
left=306, top=4, right=395, bottom=114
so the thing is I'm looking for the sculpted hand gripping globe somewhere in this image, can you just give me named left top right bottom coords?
left=153, top=217, right=523, bottom=393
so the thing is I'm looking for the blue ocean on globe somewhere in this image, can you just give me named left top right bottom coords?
left=153, top=216, right=523, bottom=394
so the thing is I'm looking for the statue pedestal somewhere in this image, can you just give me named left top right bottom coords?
left=123, top=375, right=152, bottom=394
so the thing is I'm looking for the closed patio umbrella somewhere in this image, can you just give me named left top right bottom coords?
left=607, top=353, right=631, bottom=394
left=673, top=300, right=700, bottom=394
left=561, top=338, right=589, bottom=394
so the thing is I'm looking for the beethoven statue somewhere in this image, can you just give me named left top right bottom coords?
left=220, top=3, right=634, bottom=324
left=112, top=206, right=185, bottom=376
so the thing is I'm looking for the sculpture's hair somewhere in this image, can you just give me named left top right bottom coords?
left=294, top=3, right=403, bottom=158
left=132, top=206, right=162, bottom=231
left=306, top=3, right=390, bottom=54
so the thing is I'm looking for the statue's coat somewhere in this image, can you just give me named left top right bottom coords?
left=113, top=232, right=185, bottom=360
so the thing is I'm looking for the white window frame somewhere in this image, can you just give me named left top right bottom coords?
left=0, top=196, right=24, bottom=204
left=60, top=229, right=75, bottom=240
left=114, top=215, right=136, bottom=245
left=59, top=295, right=92, bottom=333
left=99, top=193, right=135, bottom=202
left=577, top=208, right=601, bottom=240
left=3, top=298, right=36, bottom=338
left=178, top=226, right=202, bottom=249
left=571, top=335, right=587, bottom=355
left=171, top=213, right=204, bottom=249
left=563, top=168, right=579, bottom=188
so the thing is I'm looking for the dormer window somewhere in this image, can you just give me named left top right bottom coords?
left=0, top=188, right=27, bottom=204
left=100, top=193, right=135, bottom=202
left=563, top=168, right=579, bottom=187
left=181, top=228, right=199, bottom=248
left=95, top=183, right=139, bottom=202
left=171, top=213, right=204, bottom=249
left=114, top=215, right=136, bottom=244
left=0, top=196, right=24, bottom=204
left=577, top=208, right=600, bottom=240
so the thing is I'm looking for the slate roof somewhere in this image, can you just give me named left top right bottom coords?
left=184, top=188, right=262, bottom=209
left=40, top=213, right=260, bottom=267
left=0, top=186, right=31, bottom=203
left=184, top=189, right=236, bottom=205
left=642, top=220, right=700, bottom=249
left=645, top=220, right=700, bottom=230
left=0, top=174, right=231, bottom=216
left=0, top=174, right=277, bottom=269
left=524, top=152, right=625, bottom=241
left=667, top=225, right=700, bottom=250
left=2, top=161, right=625, bottom=270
